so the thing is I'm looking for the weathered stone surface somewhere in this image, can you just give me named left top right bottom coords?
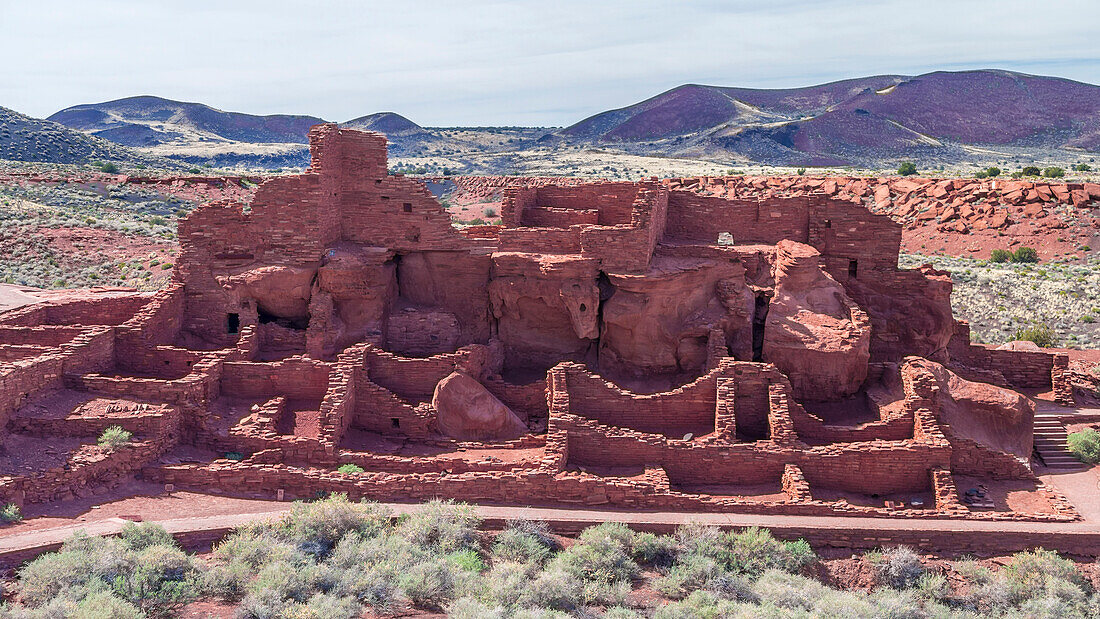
left=763, top=241, right=870, bottom=400
left=431, top=372, right=527, bottom=441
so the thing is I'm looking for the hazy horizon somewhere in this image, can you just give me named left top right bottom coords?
left=3, top=0, right=1099, bottom=126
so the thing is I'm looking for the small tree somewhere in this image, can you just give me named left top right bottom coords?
left=1013, top=247, right=1039, bottom=263
left=98, top=162, right=119, bottom=174
left=796, top=168, right=806, bottom=176
left=1042, top=167, right=1065, bottom=178
left=990, top=249, right=1012, bottom=263
left=1022, top=166, right=1041, bottom=176
left=1074, top=163, right=1092, bottom=172
left=1067, top=429, right=1100, bottom=464
left=985, top=166, right=1001, bottom=177
left=98, top=425, right=133, bottom=451
left=1014, top=323, right=1057, bottom=348
left=897, top=162, right=917, bottom=176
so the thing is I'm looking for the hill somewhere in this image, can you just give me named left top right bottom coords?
left=562, top=70, right=1100, bottom=166
left=0, top=105, right=167, bottom=166
left=49, top=96, right=324, bottom=146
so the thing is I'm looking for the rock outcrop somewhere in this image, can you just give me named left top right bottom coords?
left=763, top=241, right=871, bottom=400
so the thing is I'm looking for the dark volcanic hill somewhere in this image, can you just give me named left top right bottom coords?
left=0, top=105, right=165, bottom=165
left=562, top=70, right=1100, bottom=166
left=341, top=112, right=441, bottom=156
left=49, top=96, right=324, bottom=146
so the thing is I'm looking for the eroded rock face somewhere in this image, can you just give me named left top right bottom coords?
left=222, top=265, right=315, bottom=320
left=432, top=371, right=528, bottom=441
left=763, top=241, right=871, bottom=400
left=489, top=253, right=600, bottom=370
left=909, top=357, right=1035, bottom=461
left=599, top=256, right=754, bottom=379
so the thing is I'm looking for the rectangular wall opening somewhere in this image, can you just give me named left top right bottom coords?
left=226, top=313, right=240, bottom=334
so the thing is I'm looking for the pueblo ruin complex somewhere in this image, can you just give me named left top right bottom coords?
left=0, top=125, right=1083, bottom=523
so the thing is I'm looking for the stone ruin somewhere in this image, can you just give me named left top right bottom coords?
left=0, top=124, right=1082, bottom=522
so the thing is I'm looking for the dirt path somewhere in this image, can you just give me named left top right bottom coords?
left=5, top=493, right=1100, bottom=566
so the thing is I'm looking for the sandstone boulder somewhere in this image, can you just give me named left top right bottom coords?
left=432, top=372, right=527, bottom=441
left=763, top=241, right=871, bottom=400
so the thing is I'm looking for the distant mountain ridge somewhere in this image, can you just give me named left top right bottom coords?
left=32, top=69, right=1100, bottom=169
left=49, top=96, right=324, bottom=146
left=0, top=105, right=176, bottom=166
left=563, top=70, right=1100, bottom=166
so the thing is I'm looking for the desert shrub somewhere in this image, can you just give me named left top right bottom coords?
left=1043, top=167, right=1066, bottom=178
left=447, top=597, right=508, bottom=619
left=725, top=527, right=816, bottom=578
left=335, top=463, right=364, bottom=474
left=0, top=502, right=22, bottom=524
left=519, top=565, right=584, bottom=611
left=245, top=558, right=318, bottom=604
left=484, top=208, right=498, bottom=217
left=98, top=162, right=120, bottom=174
left=1074, top=163, right=1092, bottom=172
left=915, top=571, right=951, bottom=601
left=1003, top=548, right=1087, bottom=595
left=212, top=529, right=297, bottom=569
left=1022, top=166, right=1042, bottom=176
left=1013, top=246, right=1040, bottom=263
left=897, top=161, right=918, bottom=176
left=796, top=167, right=806, bottom=175
left=653, top=589, right=751, bottom=619
left=1067, top=428, right=1100, bottom=464
left=98, top=425, right=132, bottom=450
left=654, top=553, right=723, bottom=599
left=703, top=572, right=756, bottom=602
left=200, top=557, right=253, bottom=601
left=976, top=170, right=989, bottom=179
left=553, top=522, right=638, bottom=584
left=631, top=531, right=678, bottom=567
left=110, top=544, right=201, bottom=612
left=1014, top=323, right=1057, bottom=347
left=331, top=566, right=399, bottom=611
left=398, top=561, right=466, bottom=610
left=990, top=248, right=1013, bottom=263
left=119, top=521, right=176, bottom=551
left=751, top=569, right=828, bottom=610
left=18, top=534, right=133, bottom=606
left=491, top=527, right=553, bottom=566
left=985, top=166, right=1002, bottom=177
left=272, top=494, right=391, bottom=551
left=396, top=499, right=481, bottom=554
left=867, top=545, right=926, bottom=589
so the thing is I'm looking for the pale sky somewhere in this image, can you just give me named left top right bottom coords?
left=2, top=0, right=1098, bottom=127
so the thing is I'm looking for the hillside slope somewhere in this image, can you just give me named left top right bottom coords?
left=562, top=70, right=1100, bottom=166
left=0, top=106, right=166, bottom=166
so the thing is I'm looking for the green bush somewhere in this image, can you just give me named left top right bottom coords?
left=897, top=162, right=918, bottom=176
left=796, top=168, right=806, bottom=176
left=552, top=522, right=638, bottom=584
left=1014, top=323, right=1057, bottom=347
left=0, top=502, right=22, bottom=524
left=336, top=463, right=364, bottom=474
left=990, top=248, right=1013, bottom=263
left=398, top=561, right=464, bottom=610
left=1067, top=429, right=1100, bottom=464
left=1013, top=246, right=1039, bottom=263
left=97, top=425, right=132, bottom=451
left=1043, top=167, right=1066, bottom=178
left=119, top=521, right=176, bottom=550
left=985, top=166, right=1002, bottom=177
left=1022, top=166, right=1041, bottom=176
left=98, top=162, right=120, bottom=174
left=1074, top=163, right=1092, bottom=172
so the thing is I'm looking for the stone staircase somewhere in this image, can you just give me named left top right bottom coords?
left=1034, top=414, right=1084, bottom=470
